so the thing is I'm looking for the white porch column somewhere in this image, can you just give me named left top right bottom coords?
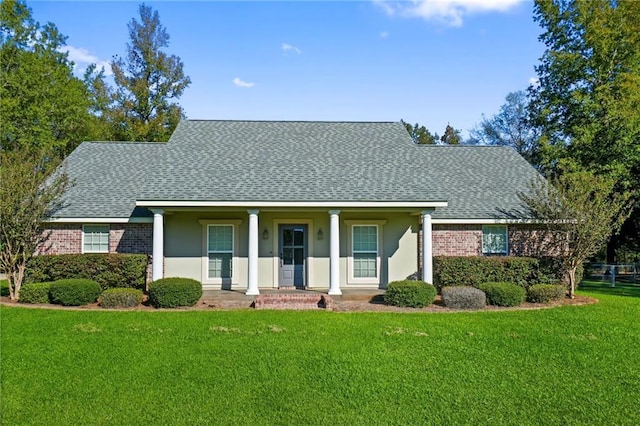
left=151, top=209, right=164, bottom=282
left=246, top=209, right=260, bottom=295
left=328, top=210, right=342, bottom=295
left=422, top=209, right=434, bottom=284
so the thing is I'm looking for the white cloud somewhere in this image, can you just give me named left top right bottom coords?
left=375, top=0, right=521, bottom=27
left=60, top=45, right=112, bottom=76
left=232, top=77, right=255, bottom=88
left=281, top=43, right=302, bottom=54
left=379, top=31, right=389, bottom=39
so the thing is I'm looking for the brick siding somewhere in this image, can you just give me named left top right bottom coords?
left=433, top=224, right=483, bottom=256
left=39, top=223, right=153, bottom=255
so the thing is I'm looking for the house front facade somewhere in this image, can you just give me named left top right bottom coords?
left=43, top=121, right=542, bottom=294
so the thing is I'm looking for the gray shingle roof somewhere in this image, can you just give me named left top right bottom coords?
left=55, top=120, right=542, bottom=220
left=56, top=142, right=164, bottom=218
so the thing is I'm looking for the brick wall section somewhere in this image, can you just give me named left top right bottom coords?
left=432, top=224, right=483, bottom=256
left=39, top=223, right=153, bottom=255
left=109, top=224, right=153, bottom=254
left=38, top=224, right=82, bottom=255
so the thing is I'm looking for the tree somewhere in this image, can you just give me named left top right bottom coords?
left=107, top=3, right=191, bottom=141
left=0, top=149, right=69, bottom=301
left=470, top=91, right=540, bottom=166
left=519, top=170, right=631, bottom=298
left=0, top=0, right=93, bottom=157
left=440, top=124, right=462, bottom=145
left=401, top=120, right=439, bottom=144
left=529, top=0, right=640, bottom=261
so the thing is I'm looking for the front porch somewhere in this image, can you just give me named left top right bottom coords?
left=148, top=206, right=440, bottom=295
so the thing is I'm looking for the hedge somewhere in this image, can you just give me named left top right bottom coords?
left=100, top=288, right=144, bottom=308
left=433, top=256, right=539, bottom=291
left=19, top=283, right=53, bottom=304
left=527, top=284, right=566, bottom=303
left=441, top=286, right=486, bottom=310
left=148, top=278, right=202, bottom=308
left=26, top=254, right=148, bottom=290
left=384, top=280, right=437, bottom=308
left=49, top=279, right=102, bottom=306
left=478, top=282, right=526, bottom=307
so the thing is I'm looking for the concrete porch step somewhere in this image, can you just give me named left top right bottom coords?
left=254, top=293, right=333, bottom=310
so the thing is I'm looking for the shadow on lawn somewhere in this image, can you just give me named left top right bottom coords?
left=579, top=279, right=640, bottom=298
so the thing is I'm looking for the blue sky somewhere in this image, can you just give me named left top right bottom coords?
left=29, top=0, right=545, bottom=137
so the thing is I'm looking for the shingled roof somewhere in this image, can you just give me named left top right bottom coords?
left=55, top=120, right=541, bottom=220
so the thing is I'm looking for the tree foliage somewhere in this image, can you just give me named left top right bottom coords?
left=519, top=171, right=631, bottom=298
left=470, top=91, right=541, bottom=166
left=529, top=0, right=640, bottom=262
left=0, top=149, right=69, bottom=301
left=106, top=3, right=191, bottom=142
left=401, top=120, right=439, bottom=144
left=529, top=0, right=640, bottom=190
left=0, top=0, right=93, bottom=157
left=440, top=124, right=462, bottom=145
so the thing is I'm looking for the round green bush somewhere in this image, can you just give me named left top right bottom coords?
left=19, top=283, right=52, bottom=304
left=527, top=284, right=566, bottom=303
left=100, top=288, right=144, bottom=308
left=478, top=282, right=526, bottom=307
left=441, top=286, right=486, bottom=310
left=49, top=279, right=102, bottom=306
left=148, top=277, right=202, bottom=308
left=384, top=280, right=437, bottom=308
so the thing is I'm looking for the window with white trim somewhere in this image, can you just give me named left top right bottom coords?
left=207, top=225, right=233, bottom=279
left=482, top=225, right=508, bottom=255
left=352, top=225, right=378, bottom=278
left=83, top=224, right=109, bottom=253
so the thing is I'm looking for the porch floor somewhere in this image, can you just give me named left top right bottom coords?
left=200, top=288, right=385, bottom=309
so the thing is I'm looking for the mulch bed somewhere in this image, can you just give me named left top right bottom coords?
left=0, top=294, right=598, bottom=312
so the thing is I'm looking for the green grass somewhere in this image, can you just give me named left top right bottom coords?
left=1, top=291, right=640, bottom=425
left=580, top=278, right=640, bottom=298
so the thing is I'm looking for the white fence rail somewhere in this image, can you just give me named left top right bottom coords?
left=587, top=264, right=638, bottom=287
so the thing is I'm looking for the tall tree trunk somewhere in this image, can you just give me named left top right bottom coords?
left=568, top=267, right=576, bottom=299
left=9, top=264, right=25, bottom=301
left=606, top=234, right=617, bottom=264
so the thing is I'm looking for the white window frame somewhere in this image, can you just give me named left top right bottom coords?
left=82, top=224, right=110, bottom=253
left=482, top=225, right=508, bottom=255
left=199, top=220, right=242, bottom=286
left=345, top=220, right=386, bottom=285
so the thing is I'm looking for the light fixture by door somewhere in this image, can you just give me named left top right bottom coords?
left=317, top=228, right=324, bottom=240
left=262, top=229, right=269, bottom=240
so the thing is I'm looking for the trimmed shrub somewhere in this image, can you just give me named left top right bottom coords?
left=148, top=278, right=202, bottom=308
left=1, top=279, right=9, bottom=296
left=433, top=256, right=539, bottom=291
left=527, top=284, right=566, bottom=303
left=384, top=280, right=437, bottom=308
left=100, top=288, right=144, bottom=308
left=26, top=254, right=148, bottom=290
left=19, top=283, right=52, bottom=304
left=478, top=282, right=526, bottom=307
left=441, top=286, right=486, bottom=310
left=49, top=279, right=102, bottom=306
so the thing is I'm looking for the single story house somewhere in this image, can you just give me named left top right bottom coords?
left=43, top=120, right=541, bottom=295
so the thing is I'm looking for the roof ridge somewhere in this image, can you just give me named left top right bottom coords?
left=81, top=141, right=167, bottom=145
left=183, top=119, right=399, bottom=124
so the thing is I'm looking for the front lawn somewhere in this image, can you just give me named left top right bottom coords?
left=1, top=291, right=639, bottom=425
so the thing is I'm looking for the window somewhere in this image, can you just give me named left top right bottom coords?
left=207, top=225, right=233, bottom=279
left=482, top=225, right=508, bottom=255
left=353, top=225, right=378, bottom=278
left=83, top=225, right=109, bottom=253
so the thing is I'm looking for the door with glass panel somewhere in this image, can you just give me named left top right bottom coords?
left=279, top=225, right=306, bottom=289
